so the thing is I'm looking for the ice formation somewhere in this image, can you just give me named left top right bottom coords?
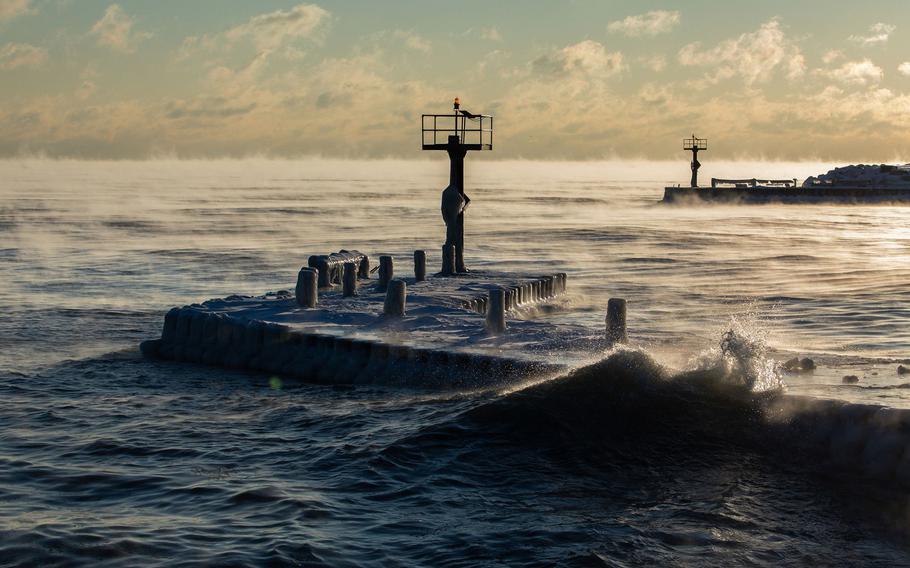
left=803, top=164, right=910, bottom=188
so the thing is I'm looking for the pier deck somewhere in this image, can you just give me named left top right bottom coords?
left=140, top=266, right=598, bottom=388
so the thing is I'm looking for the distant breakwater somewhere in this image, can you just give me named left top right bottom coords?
left=663, top=186, right=910, bottom=204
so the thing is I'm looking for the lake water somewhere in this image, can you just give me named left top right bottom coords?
left=2, top=159, right=909, bottom=566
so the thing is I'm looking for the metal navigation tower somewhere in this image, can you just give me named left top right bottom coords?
left=421, top=98, right=493, bottom=274
left=684, top=134, right=707, bottom=188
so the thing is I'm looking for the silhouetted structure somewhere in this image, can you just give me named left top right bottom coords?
left=684, top=135, right=707, bottom=188
left=422, top=98, right=493, bottom=273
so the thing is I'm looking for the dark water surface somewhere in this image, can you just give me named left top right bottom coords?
left=2, top=159, right=910, bottom=566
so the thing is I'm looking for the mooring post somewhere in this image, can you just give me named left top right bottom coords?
left=441, top=245, right=456, bottom=276
left=384, top=279, right=407, bottom=317
left=358, top=256, right=370, bottom=279
left=378, top=255, right=393, bottom=291
left=606, top=298, right=627, bottom=346
left=343, top=262, right=357, bottom=297
left=486, top=288, right=506, bottom=334
left=296, top=268, right=318, bottom=308
left=317, top=258, right=331, bottom=288
left=414, top=250, right=427, bottom=282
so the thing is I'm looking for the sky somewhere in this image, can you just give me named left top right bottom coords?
left=0, top=0, right=908, bottom=161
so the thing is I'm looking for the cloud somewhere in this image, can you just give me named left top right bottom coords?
left=640, top=55, right=666, bottom=72
left=480, top=27, right=502, bottom=42
left=0, top=42, right=47, bottom=70
left=531, top=40, right=625, bottom=77
left=461, top=27, right=503, bottom=42
left=165, top=97, right=257, bottom=120
left=822, top=50, right=843, bottom=65
left=899, top=62, right=910, bottom=77
left=821, top=59, right=883, bottom=86
left=90, top=4, right=151, bottom=53
left=0, top=0, right=31, bottom=22
left=678, top=20, right=805, bottom=84
left=849, top=22, right=895, bottom=46
left=638, top=83, right=672, bottom=106
left=802, top=86, right=910, bottom=129
left=222, top=3, right=329, bottom=53
left=76, top=80, right=97, bottom=100
left=178, top=3, right=330, bottom=74
left=392, top=30, right=431, bottom=53
left=608, top=10, right=680, bottom=37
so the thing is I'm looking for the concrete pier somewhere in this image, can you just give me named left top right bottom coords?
left=142, top=307, right=562, bottom=386
left=141, top=259, right=575, bottom=389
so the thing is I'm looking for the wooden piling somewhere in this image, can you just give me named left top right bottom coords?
left=606, top=298, right=627, bottom=346
left=343, top=262, right=357, bottom=297
left=317, top=258, right=331, bottom=288
left=414, top=250, right=427, bottom=282
left=378, top=255, right=393, bottom=291
left=296, top=268, right=318, bottom=308
left=384, top=279, right=407, bottom=317
left=358, top=256, right=370, bottom=279
left=486, top=288, right=506, bottom=334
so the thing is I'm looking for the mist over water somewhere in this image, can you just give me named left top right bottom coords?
left=2, top=159, right=910, bottom=566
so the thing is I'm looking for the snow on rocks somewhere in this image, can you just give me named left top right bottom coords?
left=803, top=164, right=910, bottom=188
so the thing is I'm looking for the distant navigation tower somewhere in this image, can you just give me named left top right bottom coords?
left=422, top=98, right=493, bottom=274
left=684, top=135, right=707, bottom=188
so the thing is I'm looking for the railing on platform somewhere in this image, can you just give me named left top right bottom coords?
left=684, top=136, right=707, bottom=151
left=711, top=178, right=798, bottom=188
left=422, top=113, right=493, bottom=150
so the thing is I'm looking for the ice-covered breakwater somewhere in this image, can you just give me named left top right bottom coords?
left=803, top=163, right=910, bottom=188
left=141, top=254, right=577, bottom=388
left=664, top=163, right=910, bottom=203
left=141, top=308, right=563, bottom=387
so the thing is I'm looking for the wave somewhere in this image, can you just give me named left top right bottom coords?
left=455, top=328, right=910, bottom=489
